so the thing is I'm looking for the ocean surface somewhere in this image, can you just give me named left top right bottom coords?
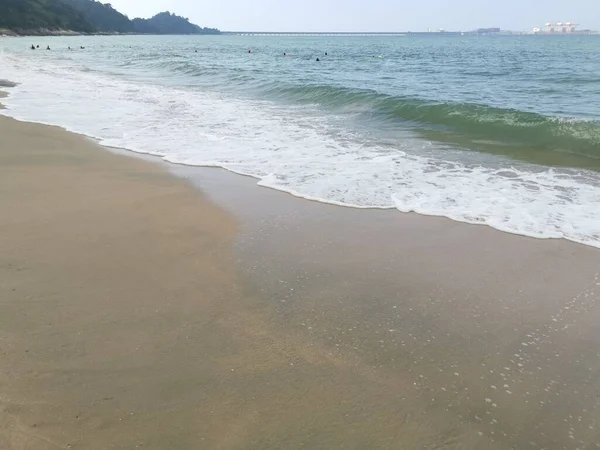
left=1, top=35, right=600, bottom=247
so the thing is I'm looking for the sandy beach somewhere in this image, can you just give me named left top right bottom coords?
left=2, top=110, right=600, bottom=450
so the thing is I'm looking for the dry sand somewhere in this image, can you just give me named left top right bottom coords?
left=1, top=111, right=600, bottom=450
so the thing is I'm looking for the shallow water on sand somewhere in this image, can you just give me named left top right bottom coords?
left=173, top=164, right=600, bottom=450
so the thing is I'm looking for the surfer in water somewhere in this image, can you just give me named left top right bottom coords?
left=30, top=45, right=35, bottom=50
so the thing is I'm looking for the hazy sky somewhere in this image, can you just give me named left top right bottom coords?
left=106, top=0, right=600, bottom=32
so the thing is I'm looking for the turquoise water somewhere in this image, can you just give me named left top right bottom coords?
left=71, top=35, right=600, bottom=167
left=1, top=35, right=600, bottom=246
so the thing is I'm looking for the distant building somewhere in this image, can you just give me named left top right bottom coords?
left=530, top=22, right=598, bottom=35
left=476, top=28, right=501, bottom=34
left=542, top=22, right=578, bottom=33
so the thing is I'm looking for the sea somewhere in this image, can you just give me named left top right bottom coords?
left=1, top=35, right=600, bottom=247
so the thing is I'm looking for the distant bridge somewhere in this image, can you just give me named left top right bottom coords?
left=221, top=31, right=471, bottom=37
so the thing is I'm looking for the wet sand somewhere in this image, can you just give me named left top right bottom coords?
left=1, top=112, right=600, bottom=450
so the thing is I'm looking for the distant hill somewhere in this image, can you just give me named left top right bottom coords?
left=0, top=0, right=220, bottom=35
left=0, top=0, right=94, bottom=33
left=132, top=12, right=220, bottom=35
left=59, top=0, right=134, bottom=33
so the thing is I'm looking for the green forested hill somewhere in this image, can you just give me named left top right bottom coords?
left=0, top=0, right=220, bottom=34
left=132, top=12, right=220, bottom=35
left=59, top=0, right=134, bottom=33
left=0, top=0, right=94, bottom=32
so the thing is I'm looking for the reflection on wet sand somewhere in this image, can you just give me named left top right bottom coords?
left=184, top=166, right=600, bottom=450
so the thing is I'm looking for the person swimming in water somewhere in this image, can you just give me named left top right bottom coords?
left=46, top=46, right=51, bottom=50
left=30, top=45, right=35, bottom=50
left=316, top=58, right=320, bottom=61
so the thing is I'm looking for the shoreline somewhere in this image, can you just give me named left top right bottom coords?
left=2, top=102, right=598, bottom=250
left=0, top=29, right=221, bottom=37
left=2, top=92, right=600, bottom=448
left=3, top=30, right=597, bottom=37
left=2, top=37, right=600, bottom=250
left=1, top=86, right=598, bottom=256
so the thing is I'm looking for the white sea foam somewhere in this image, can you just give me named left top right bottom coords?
left=1, top=52, right=600, bottom=248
